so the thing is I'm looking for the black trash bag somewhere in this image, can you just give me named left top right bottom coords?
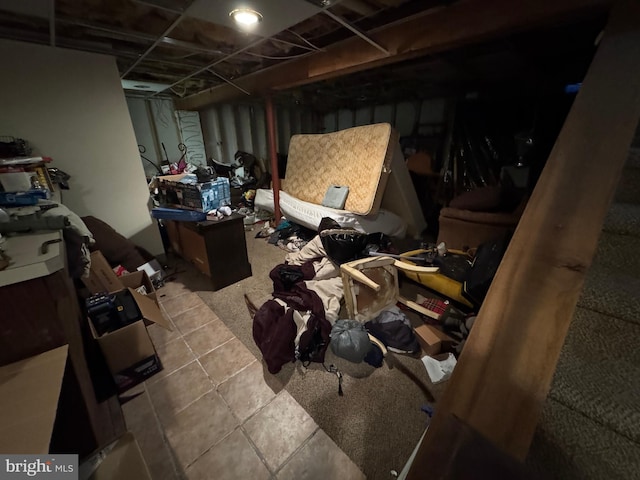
left=318, top=217, right=369, bottom=265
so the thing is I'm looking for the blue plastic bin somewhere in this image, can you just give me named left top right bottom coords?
left=151, top=207, right=207, bottom=222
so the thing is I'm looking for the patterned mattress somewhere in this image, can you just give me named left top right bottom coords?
left=283, top=123, right=395, bottom=215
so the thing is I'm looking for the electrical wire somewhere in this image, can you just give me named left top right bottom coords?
left=285, top=28, right=324, bottom=51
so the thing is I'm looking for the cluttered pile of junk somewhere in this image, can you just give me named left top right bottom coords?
left=246, top=114, right=535, bottom=389
left=0, top=136, right=162, bottom=280
left=0, top=135, right=91, bottom=274
left=144, top=148, right=308, bottom=248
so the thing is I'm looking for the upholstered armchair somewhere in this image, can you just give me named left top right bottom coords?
left=436, top=186, right=527, bottom=251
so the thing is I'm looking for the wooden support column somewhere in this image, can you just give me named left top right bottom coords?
left=265, top=95, right=281, bottom=222
left=407, top=0, right=640, bottom=477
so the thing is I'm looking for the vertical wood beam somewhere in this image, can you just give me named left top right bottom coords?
left=265, top=95, right=281, bottom=222
left=408, top=0, right=640, bottom=476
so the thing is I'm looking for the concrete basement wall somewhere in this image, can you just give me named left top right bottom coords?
left=0, top=39, right=163, bottom=256
left=323, top=99, right=447, bottom=135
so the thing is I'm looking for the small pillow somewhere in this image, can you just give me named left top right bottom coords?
left=449, top=186, right=502, bottom=212
left=322, top=185, right=349, bottom=209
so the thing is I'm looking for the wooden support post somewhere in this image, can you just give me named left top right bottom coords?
left=265, top=95, right=281, bottom=222
left=407, top=0, right=640, bottom=477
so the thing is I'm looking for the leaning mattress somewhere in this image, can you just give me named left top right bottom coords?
left=284, top=123, right=395, bottom=215
left=255, top=189, right=407, bottom=238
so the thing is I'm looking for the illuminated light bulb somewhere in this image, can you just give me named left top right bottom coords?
left=229, top=8, right=263, bottom=26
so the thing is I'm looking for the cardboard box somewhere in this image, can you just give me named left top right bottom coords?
left=82, top=251, right=125, bottom=294
left=86, top=432, right=152, bottom=480
left=89, top=287, right=172, bottom=393
left=0, top=345, right=68, bottom=453
left=414, top=324, right=456, bottom=356
left=83, top=251, right=172, bottom=392
left=157, top=173, right=231, bottom=212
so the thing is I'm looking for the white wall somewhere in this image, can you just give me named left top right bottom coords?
left=0, top=40, right=163, bottom=255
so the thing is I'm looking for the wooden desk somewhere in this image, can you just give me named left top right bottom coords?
left=164, top=213, right=252, bottom=290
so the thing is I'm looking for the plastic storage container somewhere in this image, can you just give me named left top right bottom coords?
left=151, top=207, right=207, bottom=222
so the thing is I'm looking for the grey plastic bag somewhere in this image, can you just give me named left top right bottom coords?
left=330, top=319, right=371, bottom=363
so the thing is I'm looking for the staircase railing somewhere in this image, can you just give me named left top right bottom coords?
left=407, top=1, right=640, bottom=477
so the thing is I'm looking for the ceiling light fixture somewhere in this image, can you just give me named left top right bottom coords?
left=229, top=8, right=263, bottom=27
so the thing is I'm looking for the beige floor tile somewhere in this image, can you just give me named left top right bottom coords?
left=157, top=279, right=192, bottom=299
left=164, top=391, right=239, bottom=468
left=122, top=390, right=155, bottom=431
left=183, top=319, right=234, bottom=357
left=125, top=399, right=179, bottom=480
left=217, top=361, right=283, bottom=422
left=276, top=430, right=365, bottom=480
left=244, top=391, right=318, bottom=472
left=149, top=338, right=196, bottom=383
left=162, top=292, right=204, bottom=318
left=148, top=318, right=179, bottom=347
left=185, top=429, right=271, bottom=480
left=148, top=361, right=214, bottom=419
left=199, top=338, right=256, bottom=384
left=172, top=303, right=219, bottom=335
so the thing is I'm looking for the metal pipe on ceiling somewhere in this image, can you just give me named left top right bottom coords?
left=120, top=3, right=192, bottom=79
left=322, top=9, right=389, bottom=54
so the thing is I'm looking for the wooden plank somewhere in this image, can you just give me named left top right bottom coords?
left=406, top=1, right=640, bottom=476
left=176, top=0, right=610, bottom=110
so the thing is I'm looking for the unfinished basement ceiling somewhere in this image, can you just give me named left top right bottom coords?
left=0, top=0, right=446, bottom=96
left=0, top=0, right=610, bottom=108
left=281, top=15, right=607, bottom=112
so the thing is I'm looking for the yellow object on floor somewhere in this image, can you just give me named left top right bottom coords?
left=396, top=249, right=474, bottom=308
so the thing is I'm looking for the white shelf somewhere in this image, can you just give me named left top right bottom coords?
left=0, top=231, right=64, bottom=287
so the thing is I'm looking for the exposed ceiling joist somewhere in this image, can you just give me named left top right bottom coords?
left=176, top=0, right=611, bottom=110
left=323, top=8, right=389, bottom=54
left=120, top=5, right=191, bottom=78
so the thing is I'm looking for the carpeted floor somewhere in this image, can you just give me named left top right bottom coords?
left=167, top=227, right=448, bottom=480
left=526, top=145, right=640, bottom=478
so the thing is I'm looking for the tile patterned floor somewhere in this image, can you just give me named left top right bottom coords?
left=122, top=285, right=366, bottom=480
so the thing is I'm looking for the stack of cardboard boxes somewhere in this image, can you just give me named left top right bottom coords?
left=82, top=251, right=172, bottom=393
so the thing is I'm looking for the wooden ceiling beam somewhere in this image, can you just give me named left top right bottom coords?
left=176, top=0, right=610, bottom=110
